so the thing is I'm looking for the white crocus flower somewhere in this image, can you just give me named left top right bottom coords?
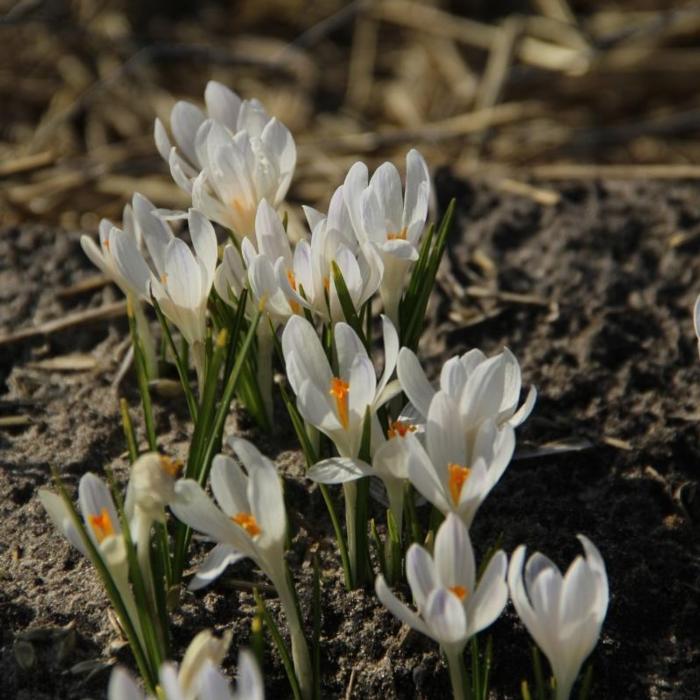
left=170, top=438, right=312, bottom=699
left=124, top=453, right=182, bottom=603
left=155, top=81, right=296, bottom=240
left=404, top=392, right=516, bottom=528
left=282, top=314, right=400, bottom=460
left=108, top=632, right=263, bottom=700
left=216, top=199, right=308, bottom=420
left=290, top=185, right=383, bottom=324
left=80, top=196, right=156, bottom=377
left=376, top=513, right=508, bottom=699
left=38, top=474, right=143, bottom=646
left=111, top=203, right=218, bottom=391
left=343, top=149, right=430, bottom=325
left=397, top=346, right=537, bottom=431
left=508, top=536, right=609, bottom=700
left=282, top=314, right=400, bottom=579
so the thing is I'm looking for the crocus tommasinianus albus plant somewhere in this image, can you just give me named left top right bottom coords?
left=508, top=536, right=609, bottom=700
left=376, top=513, right=508, bottom=700
left=170, top=437, right=312, bottom=699
left=155, top=81, right=296, bottom=240
left=107, top=630, right=264, bottom=700
left=343, top=149, right=430, bottom=326
left=111, top=204, right=217, bottom=391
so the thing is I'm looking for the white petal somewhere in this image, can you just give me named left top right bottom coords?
left=108, top=667, right=145, bottom=700
left=154, top=118, right=172, bottom=162
left=282, top=316, right=332, bottom=393
left=376, top=314, right=399, bottom=399
left=237, top=649, right=265, bottom=700
left=334, top=322, right=368, bottom=379
left=188, top=209, right=218, bottom=281
left=343, top=161, right=369, bottom=242
left=348, top=355, right=377, bottom=425
left=132, top=193, right=173, bottom=276
left=423, top=588, right=467, bottom=647
left=204, top=81, right=242, bottom=131
left=211, top=454, right=250, bottom=516
left=110, top=227, right=152, bottom=298
left=466, top=550, right=508, bottom=637
left=440, top=357, right=467, bottom=399
left=197, top=662, right=233, bottom=699
left=189, top=543, right=246, bottom=591
left=171, top=480, right=245, bottom=550
left=426, top=392, right=464, bottom=479
left=434, top=513, right=475, bottom=591
left=375, top=574, right=430, bottom=637
left=403, top=149, right=430, bottom=242
left=397, top=348, right=435, bottom=419
left=171, top=100, right=207, bottom=166
left=406, top=544, right=438, bottom=612
left=510, top=385, right=537, bottom=427
left=369, top=161, right=403, bottom=230
left=164, top=237, right=202, bottom=310
left=78, top=473, right=121, bottom=547
left=577, top=534, right=609, bottom=621
left=406, top=435, right=450, bottom=513
left=308, top=457, right=373, bottom=484
left=38, top=489, right=87, bottom=556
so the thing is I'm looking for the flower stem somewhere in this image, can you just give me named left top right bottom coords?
left=445, top=647, right=470, bottom=700
left=256, top=322, right=274, bottom=424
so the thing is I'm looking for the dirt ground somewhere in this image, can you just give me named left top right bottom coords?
left=2, top=175, right=700, bottom=699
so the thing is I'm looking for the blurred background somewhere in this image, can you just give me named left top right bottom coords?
left=1, top=0, right=700, bottom=230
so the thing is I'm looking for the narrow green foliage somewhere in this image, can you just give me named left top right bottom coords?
left=251, top=613, right=265, bottom=673
left=151, top=295, right=198, bottom=422
left=400, top=199, right=456, bottom=349
left=254, top=589, right=303, bottom=700
left=532, top=645, right=547, bottom=700
left=331, top=261, right=367, bottom=348
left=127, top=301, right=157, bottom=451
left=578, top=665, right=593, bottom=700
left=369, top=519, right=387, bottom=579
left=481, top=636, right=493, bottom=700
left=119, top=398, right=139, bottom=463
left=311, top=555, right=322, bottom=700
left=52, top=471, right=156, bottom=692
left=352, top=408, right=373, bottom=587
left=386, top=508, right=402, bottom=585
left=521, top=681, right=534, bottom=700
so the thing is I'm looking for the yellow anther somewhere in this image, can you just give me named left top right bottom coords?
left=159, top=455, right=183, bottom=478
left=88, top=508, right=115, bottom=543
left=160, top=273, right=168, bottom=285
left=387, top=420, right=416, bottom=439
left=387, top=226, right=408, bottom=241
left=232, top=512, right=262, bottom=537
left=449, top=585, right=468, bottom=601
left=287, top=270, right=297, bottom=291
left=322, top=276, right=330, bottom=292
left=448, top=463, right=471, bottom=505
left=329, top=376, right=350, bottom=429
left=216, top=328, right=228, bottom=348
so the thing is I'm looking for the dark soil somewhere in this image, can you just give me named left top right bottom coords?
left=2, top=177, right=700, bottom=699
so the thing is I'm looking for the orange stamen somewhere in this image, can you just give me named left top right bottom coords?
left=160, top=455, right=183, bottom=478
left=387, top=420, right=416, bottom=439
left=449, top=585, right=468, bottom=601
left=322, top=276, right=330, bottom=292
left=287, top=270, right=297, bottom=291
left=448, top=463, right=471, bottom=505
left=329, top=377, right=350, bottom=429
left=232, top=512, right=261, bottom=537
left=160, top=273, right=168, bottom=285
left=103, top=238, right=110, bottom=250
left=387, top=226, right=408, bottom=241
left=88, top=508, right=115, bottom=543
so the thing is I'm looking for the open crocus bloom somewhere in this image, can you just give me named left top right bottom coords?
left=508, top=536, right=609, bottom=700
left=343, top=149, right=430, bottom=324
left=239, top=199, right=309, bottom=325
left=39, top=474, right=142, bottom=644
left=80, top=196, right=143, bottom=299
left=155, top=81, right=296, bottom=239
left=108, top=631, right=263, bottom=700
left=171, top=437, right=312, bottom=698
left=282, top=314, right=400, bottom=460
left=376, top=513, right=508, bottom=656
left=111, top=203, right=217, bottom=388
left=397, top=346, right=537, bottom=431
left=403, top=392, right=516, bottom=527
left=290, top=185, right=383, bottom=324
left=170, top=437, right=286, bottom=591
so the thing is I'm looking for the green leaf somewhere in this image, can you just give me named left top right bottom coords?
left=331, top=261, right=367, bottom=348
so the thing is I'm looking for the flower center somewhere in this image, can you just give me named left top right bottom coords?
left=449, top=585, right=468, bottom=601
left=88, top=508, right=115, bottom=543
left=232, top=512, right=261, bottom=537
left=329, top=376, right=350, bottom=429
left=387, top=226, right=408, bottom=241
left=285, top=270, right=301, bottom=314
left=387, top=420, right=416, bottom=439
left=323, top=276, right=330, bottom=292
left=159, top=455, right=183, bottom=478
left=448, top=463, right=471, bottom=505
